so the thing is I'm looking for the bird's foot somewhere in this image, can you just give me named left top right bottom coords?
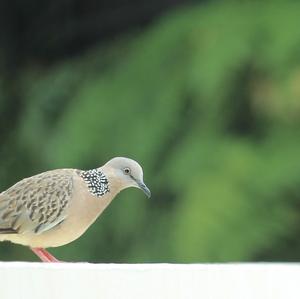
left=30, top=247, right=60, bottom=263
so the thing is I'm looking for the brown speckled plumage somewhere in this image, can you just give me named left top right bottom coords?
left=0, top=169, right=74, bottom=235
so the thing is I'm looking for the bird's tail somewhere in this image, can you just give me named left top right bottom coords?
left=0, top=227, right=17, bottom=234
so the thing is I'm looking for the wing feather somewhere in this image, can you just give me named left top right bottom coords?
left=0, top=169, right=74, bottom=235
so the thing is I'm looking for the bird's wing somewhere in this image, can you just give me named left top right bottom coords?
left=0, top=170, right=74, bottom=235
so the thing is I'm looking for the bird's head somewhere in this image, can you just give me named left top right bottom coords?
left=104, top=157, right=151, bottom=198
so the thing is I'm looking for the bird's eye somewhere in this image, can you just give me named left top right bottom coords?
left=123, top=167, right=131, bottom=175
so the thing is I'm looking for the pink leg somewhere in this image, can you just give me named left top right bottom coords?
left=30, top=247, right=60, bottom=263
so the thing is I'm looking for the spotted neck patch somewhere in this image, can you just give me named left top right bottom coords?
left=80, top=169, right=109, bottom=197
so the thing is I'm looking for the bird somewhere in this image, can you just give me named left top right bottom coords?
left=0, top=157, right=150, bottom=262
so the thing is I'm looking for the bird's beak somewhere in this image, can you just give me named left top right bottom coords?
left=136, top=180, right=151, bottom=198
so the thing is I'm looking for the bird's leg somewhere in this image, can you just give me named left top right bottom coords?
left=30, top=247, right=60, bottom=263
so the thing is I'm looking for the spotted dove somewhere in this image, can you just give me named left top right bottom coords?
left=0, top=157, right=150, bottom=262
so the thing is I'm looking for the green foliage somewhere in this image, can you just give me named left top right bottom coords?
left=1, top=1, right=300, bottom=262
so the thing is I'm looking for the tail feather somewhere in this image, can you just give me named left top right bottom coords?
left=0, top=228, right=17, bottom=234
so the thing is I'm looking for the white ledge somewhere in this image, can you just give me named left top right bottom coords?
left=0, top=262, right=299, bottom=299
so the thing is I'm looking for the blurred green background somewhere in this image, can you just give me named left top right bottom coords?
left=1, top=0, right=300, bottom=263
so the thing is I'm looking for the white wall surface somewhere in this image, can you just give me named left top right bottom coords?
left=0, top=262, right=299, bottom=299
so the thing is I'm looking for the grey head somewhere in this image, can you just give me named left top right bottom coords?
left=104, top=157, right=151, bottom=198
